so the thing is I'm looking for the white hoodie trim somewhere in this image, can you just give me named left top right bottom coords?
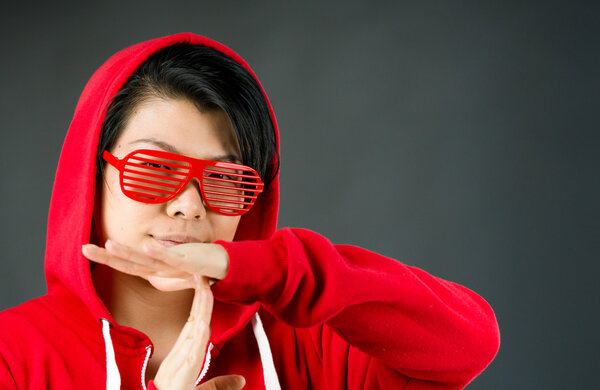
left=141, top=345, right=152, bottom=390
left=101, top=319, right=121, bottom=390
left=252, top=313, right=281, bottom=390
left=195, top=342, right=214, bottom=386
left=101, top=315, right=280, bottom=390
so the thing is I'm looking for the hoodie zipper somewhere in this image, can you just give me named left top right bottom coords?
left=141, top=345, right=152, bottom=390
left=196, top=343, right=214, bottom=386
left=140, top=342, right=213, bottom=389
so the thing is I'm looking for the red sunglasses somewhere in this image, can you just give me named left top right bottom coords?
left=102, top=149, right=264, bottom=216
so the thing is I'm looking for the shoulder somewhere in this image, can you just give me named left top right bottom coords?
left=0, top=294, right=102, bottom=378
left=0, top=296, right=55, bottom=384
left=0, top=296, right=56, bottom=351
left=0, top=292, right=101, bottom=355
left=0, top=297, right=49, bottom=332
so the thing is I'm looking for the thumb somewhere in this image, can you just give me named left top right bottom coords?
left=196, top=375, right=246, bottom=390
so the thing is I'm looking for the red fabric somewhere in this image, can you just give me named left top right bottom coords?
left=211, top=229, right=499, bottom=389
left=0, top=33, right=499, bottom=389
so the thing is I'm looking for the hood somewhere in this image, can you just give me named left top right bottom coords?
left=44, top=33, right=280, bottom=346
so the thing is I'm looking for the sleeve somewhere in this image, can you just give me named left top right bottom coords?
left=0, top=353, right=17, bottom=390
left=213, top=228, right=500, bottom=389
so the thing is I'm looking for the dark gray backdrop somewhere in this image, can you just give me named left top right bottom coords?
left=1, top=1, right=597, bottom=389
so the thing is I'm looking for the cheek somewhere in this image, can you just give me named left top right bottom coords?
left=96, top=177, right=155, bottom=242
left=213, top=216, right=241, bottom=241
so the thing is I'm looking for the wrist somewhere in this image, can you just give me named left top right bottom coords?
left=211, top=243, right=230, bottom=281
left=212, top=239, right=288, bottom=303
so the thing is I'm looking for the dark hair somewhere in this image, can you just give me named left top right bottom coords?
left=97, top=43, right=279, bottom=184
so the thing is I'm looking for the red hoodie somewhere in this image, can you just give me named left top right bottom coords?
left=0, top=33, right=499, bottom=389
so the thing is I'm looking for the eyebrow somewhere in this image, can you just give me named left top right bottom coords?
left=129, top=138, right=241, bottom=163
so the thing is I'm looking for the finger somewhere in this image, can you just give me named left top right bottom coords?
left=145, top=241, right=229, bottom=281
left=193, top=283, right=213, bottom=331
left=150, top=283, right=216, bottom=389
left=154, top=288, right=212, bottom=389
left=82, top=244, right=158, bottom=277
left=148, top=276, right=193, bottom=292
left=143, top=241, right=207, bottom=280
left=106, top=240, right=171, bottom=271
left=143, top=240, right=191, bottom=271
left=196, top=375, right=246, bottom=389
left=143, top=242, right=229, bottom=284
left=89, top=241, right=188, bottom=279
left=169, top=286, right=212, bottom=361
left=153, top=322, right=208, bottom=390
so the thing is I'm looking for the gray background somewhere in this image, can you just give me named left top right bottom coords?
left=1, top=1, right=598, bottom=389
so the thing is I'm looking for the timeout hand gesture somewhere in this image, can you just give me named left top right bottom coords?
left=82, top=242, right=246, bottom=389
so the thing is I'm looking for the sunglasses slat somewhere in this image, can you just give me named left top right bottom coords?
left=129, top=156, right=190, bottom=170
left=125, top=162, right=189, bottom=177
left=123, top=175, right=183, bottom=189
left=202, top=176, right=255, bottom=186
left=126, top=190, right=171, bottom=201
left=205, top=197, right=253, bottom=206
left=204, top=169, right=261, bottom=180
left=123, top=169, right=187, bottom=184
left=203, top=190, right=259, bottom=200
left=123, top=182, right=178, bottom=195
left=203, top=183, right=262, bottom=193
left=210, top=205, right=251, bottom=212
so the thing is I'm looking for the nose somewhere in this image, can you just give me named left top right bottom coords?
left=166, top=179, right=207, bottom=221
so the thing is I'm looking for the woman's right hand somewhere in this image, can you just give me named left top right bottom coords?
left=153, top=279, right=245, bottom=390
left=82, top=239, right=231, bottom=292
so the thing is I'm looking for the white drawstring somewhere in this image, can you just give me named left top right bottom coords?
left=101, top=315, right=279, bottom=390
left=251, top=313, right=281, bottom=390
left=101, top=318, right=122, bottom=390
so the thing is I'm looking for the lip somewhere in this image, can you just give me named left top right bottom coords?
left=151, top=234, right=204, bottom=247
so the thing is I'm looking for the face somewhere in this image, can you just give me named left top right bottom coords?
left=95, top=98, right=242, bottom=249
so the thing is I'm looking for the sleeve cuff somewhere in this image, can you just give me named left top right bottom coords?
left=212, top=239, right=288, bottom=304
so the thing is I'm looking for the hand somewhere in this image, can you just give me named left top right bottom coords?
left=82, top=239, right=230, bottom=291
left=154, top=281, right=245, bottom=390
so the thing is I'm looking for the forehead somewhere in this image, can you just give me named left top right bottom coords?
left=113, top=98, right=240, bottom=159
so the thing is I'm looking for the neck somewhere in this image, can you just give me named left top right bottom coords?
left=92, top=264, right=194, bottom=379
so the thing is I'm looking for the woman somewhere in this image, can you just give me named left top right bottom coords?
left=0, top=33, right=499, bottom=389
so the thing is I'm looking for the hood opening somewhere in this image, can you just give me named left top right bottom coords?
left=44, top=31, right=281, bottom=350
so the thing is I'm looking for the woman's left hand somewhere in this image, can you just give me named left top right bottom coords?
left=82, top=239, right=230, bottom=291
